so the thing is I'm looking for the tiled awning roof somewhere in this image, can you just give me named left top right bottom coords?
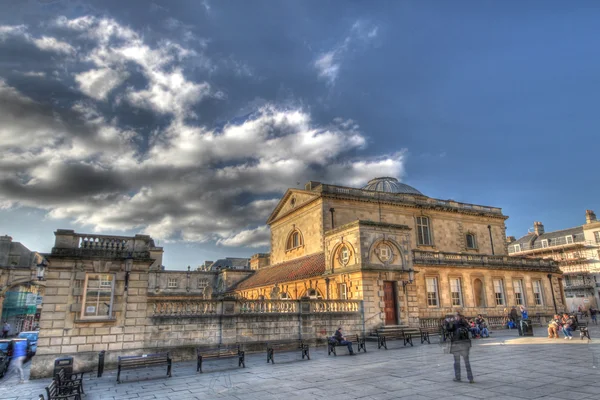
left=234, top=253, right=325, bottom=290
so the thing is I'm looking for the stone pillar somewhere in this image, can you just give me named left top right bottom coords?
left=0, top=294, right=4, bottom=322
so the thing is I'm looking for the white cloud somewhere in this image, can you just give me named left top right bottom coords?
left=33, top=36, right=74, bottom=54
left=217, top=225, right=270, bottom=248
left=75, top=68, right=128, bottom=100
left=314, top=51, right=340, bottom=85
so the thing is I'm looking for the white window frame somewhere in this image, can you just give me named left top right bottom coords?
left=81, top=273, right=115, bottom=320
left=594, top=231, right=600, bottom=244
left=197, top=278, right=209, bottom=290
left=339, top=283, right=348, bottom=300
left=416, top=216, right=433, bottom=246
left=426, top=277, right=439, bottom=307
left=541, top=239, right=548, bottom=248
left=167, top=277, right=178, bottom=289
left=513, top=279, right=525, bottom=306
left=465, top=234, right=477, bottom=249
left=533, top=280, right=544, bottom=306
left=450, top=278, right=463, bottom=306
left=286, top=230, right=303, bottom=250
left=493, top=279, right=505, bottom=306
left=565, top=235, right=574, bottom=244
left=340, top=246, right=350, bottom=265
left=513, top=244, right=521, bottom=252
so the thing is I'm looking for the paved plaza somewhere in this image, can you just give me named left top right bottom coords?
left=2, top=326, right=600, bottom=400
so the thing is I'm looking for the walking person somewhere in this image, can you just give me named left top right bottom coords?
left=10, top=338, right=28, bottom=383
left=332, top=327, right=355, bottom=355
left=2, top=321, right=10, bottom=338
left=449, top=312, right=474, bottom=383
left=590, top=307, right=598, bottom=325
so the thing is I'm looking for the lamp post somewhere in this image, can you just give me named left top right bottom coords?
left=401, top=268, right=415, bottom=291
left=36, top=262, right=46, bottom=281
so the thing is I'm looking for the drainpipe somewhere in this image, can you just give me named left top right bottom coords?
left=548, top=273, right=558, bottom=314
left=488, top=225, right=495, bottom=255
left=329, top=208, right=335, bottom=229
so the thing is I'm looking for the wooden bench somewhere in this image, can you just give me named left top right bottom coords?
left=419, top=326, right=441, bottom=344
left=197, top=344, right=245, bottom=373
left=266, top=339, right=310, bottom=363
left=117, top=353, right=172, bottom=383
left=327, top=337, right=356, bottom=356
left=579, top=322, right=591, bottom=340
left=39, top=379, right=82, bottom=400
left=376, top=330, right=413, bottom=350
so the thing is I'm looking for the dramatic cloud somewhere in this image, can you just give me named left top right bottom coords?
left=0, top=14, right=405, bottom=251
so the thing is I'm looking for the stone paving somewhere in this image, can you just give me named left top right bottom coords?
left=2, top=325, right=600, bottom=400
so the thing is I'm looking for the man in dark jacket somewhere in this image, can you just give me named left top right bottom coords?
left=333, top=327, right=355, bottom=355
left=449, top=312, right=474, bottom=383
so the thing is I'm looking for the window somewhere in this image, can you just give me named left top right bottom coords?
left=465, top=234, right=477, bottom=249
left=450, top=278, right=463, bottom=306
left=594, top=231, right=600, bottom=244
left=541, top=239, right=548, bottom=248
left=533, top=280, right=544, bottom=306
left=513, top=279, right=525, bottom=306
left=81, top=274, right=114, bottom=319
left=168, top=278, right=178, bottom=288
left=565, top=235, right=574, bottom=244
left=426, top=277, right=439, bottom=306
left=493, top=279, right=505, bottom=306
left=340, top=246, right=350, bottom=265
left=513, top=244, right=521, bottom=252
left=339, top=283, right=347, bottom=300
left=197, top=278, right=209, bottom=290
left=286, top=229, right=303, bottom=250
left=416, top=216, right=432, bottom=246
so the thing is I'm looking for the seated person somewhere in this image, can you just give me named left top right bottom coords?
left=548, top=315, right=560, bottom=339
left=332, top=327, right=355, bottom=355
left=468, top=319, right=480, bottom=338
left=475, top=314, right=489, bottom=338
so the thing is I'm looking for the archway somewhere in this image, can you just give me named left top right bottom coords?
left=473, top=278, right=485, bottom=307
left=0, top=279, right=46, bottom=335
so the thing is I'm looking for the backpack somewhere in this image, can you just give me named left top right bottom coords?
left=570, top=319, right=578, bottom=330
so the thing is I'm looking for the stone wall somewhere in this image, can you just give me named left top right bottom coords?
left=31, top=298, right=363, bottom=378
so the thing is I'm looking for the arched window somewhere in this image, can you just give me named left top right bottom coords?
left=466, top=233, right=477, bottom=249
left=286, top=229, right=304, bottom=250
left=473, top=278, right=485, bottom=307
left=340, top=246, right=350, bottom=265
left=416, top=216, right=432, bottom=245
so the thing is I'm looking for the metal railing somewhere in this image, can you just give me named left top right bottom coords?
left=509, top=239, right=597, bottom=254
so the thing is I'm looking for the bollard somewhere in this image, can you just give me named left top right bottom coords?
left=97, top=350, right=106, bottom=378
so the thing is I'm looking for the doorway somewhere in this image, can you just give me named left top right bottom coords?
left=383, top=281, right=398, bottom=325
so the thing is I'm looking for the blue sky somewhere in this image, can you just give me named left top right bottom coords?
left=1, top=1, right=599, bottom=268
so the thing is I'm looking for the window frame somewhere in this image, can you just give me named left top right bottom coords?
left=541, top=239, right=548, bottom=248
left=425, top=277, right=439, bottom=307
left=340, top=246, right=350, bottom=265
left=565, top=235, right=574, bottom=244
left=80, top=273, right=115, bottom=320
left=465, top=233, right=477, bottom=249
left=493, top=278, right=505, bottom=306
left=594, top=231, right=600, bottom=244
left=532, top=280, right=544, bottom=306
left=339, top=283, right=348, bottom=300
left=416, top=216, right=433, bottom=246
left=197, top=278, right=209, bottom=290
left=167, top=277, right=178, bottom=289
left=513, top=244, right=521, bottom=252
left=513, top=279, right=525, bottom=306
left=450, top=277, right=463, bottom=306
left=286, top=229, right=304, bottom=251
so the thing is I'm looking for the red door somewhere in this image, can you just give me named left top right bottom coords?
left=384, top=281, right=398, bottom=325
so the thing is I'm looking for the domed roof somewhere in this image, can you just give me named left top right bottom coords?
left=362, top=177, right=424, bottom=196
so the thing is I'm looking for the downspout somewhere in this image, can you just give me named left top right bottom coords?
left=329, top=208, right=335, bottom=229
left=548, top=273, right=558, bottom=314
left=488, top=225, right=495, bottom=255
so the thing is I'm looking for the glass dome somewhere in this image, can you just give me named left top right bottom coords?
left=362, top=177, right=424, bottom=196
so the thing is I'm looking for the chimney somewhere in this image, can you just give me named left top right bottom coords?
left=506, top=236, right=516, bottom=244
left=250, top=253, right=270, bottom=270
left=0, top=235, right=12, bottom=242
left=586, top=210, right=597, bottom=224
left=533, top=221, right=544, bottom=235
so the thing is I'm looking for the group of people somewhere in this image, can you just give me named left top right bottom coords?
left=547, top=313, right=579, bottom=339
left=466, top=315, right=490, bottom=338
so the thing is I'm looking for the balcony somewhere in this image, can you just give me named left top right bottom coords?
left=563, top=278, right=596, bottom=290
left=413, top=250, right=558, bottom=271
left=50, top=230, right=161, bottom=259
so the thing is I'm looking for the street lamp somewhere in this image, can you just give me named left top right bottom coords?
left=36, top=262, right=46, bottom=281
left=401, top=268, right=415, bottom=290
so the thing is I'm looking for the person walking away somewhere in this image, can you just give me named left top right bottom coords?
left=449, top=312, right=474, bottom=383
left=547, top=315, right=560, bottom=339
left=11, top=338, right=27, bottom=383
left=1, top=321, right=10, bottom=338
left=561, top=313, right=575, bottom=340
left=590, top=307, right=598, bottom=325
left=332, top=327, right=355, bottom=355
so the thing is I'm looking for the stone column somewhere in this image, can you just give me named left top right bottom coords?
left=0, top=294, right=4, bottom=322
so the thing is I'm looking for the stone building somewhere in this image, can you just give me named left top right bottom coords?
left=507, top=210, right=600, bottom=311
left=232, top=177, right=564, bottom=326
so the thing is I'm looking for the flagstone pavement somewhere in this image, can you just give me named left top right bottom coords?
left=2, top=325, right=600, bottom=400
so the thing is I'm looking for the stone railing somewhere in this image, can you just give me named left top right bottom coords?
left=564, top=278, right=596, bottom=289
left=151, top=300, right=219, bottom=318
left=319, top=184, right=503, bottom=215
left=419, top=314, right=553, bottom=329
left=240, top=300, right=297, bottom=314
left=413, top=250, right=558, bottom=270
left=149, top=299, right=362, bottom=318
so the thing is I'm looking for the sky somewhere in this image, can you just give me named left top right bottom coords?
left=1, top=1, right=599, bottom=269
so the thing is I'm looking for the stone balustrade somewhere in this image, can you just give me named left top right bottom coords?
left=149, top=299, right=362, bottom=318
left=413, top=250, right=558, bottom=271
left=79, top=235, right=130, bottom=251
left=419, top=314, right=553, bottom=329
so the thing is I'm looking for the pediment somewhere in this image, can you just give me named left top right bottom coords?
left=266, top=189, right=320, bottom=224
